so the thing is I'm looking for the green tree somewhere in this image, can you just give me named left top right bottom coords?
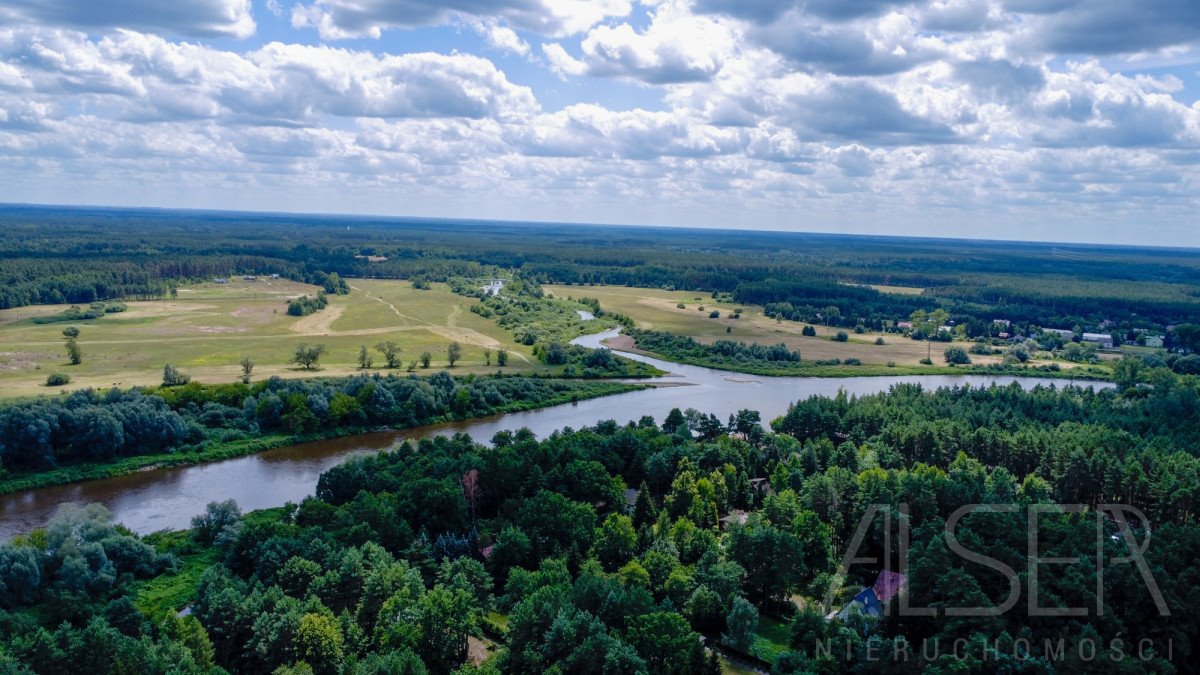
left=723, top=596, right=759, bottom=652
left=417, top=585, right=474, bottom=672
left=240, top=356, right=254, bottom=383
left=497, top=349, right=508, bottom=366
left=447, top=342, right=462, bottom=367
left=593, top=514, right=637, bottom=571
left=292, top=613, right=344, bottom=675
left=292, top=343, right=327, bottom=370
left=357, top=345, right=373, bottom=369
left=375, top=341, right=402, bottom=369
left=626, top=612, right=708, bottom=674
left=162, top=363, right=191, bottom=386
left=420, top=352, right=432, bottom=369
left=1112, top=355, right=1142, bottom=391
left=63, top=327, right=82, bottom=365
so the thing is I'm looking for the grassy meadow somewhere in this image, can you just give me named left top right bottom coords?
left=547, top=283, right=1096, bottom=373
left=0, top=278, right=544, bottom=398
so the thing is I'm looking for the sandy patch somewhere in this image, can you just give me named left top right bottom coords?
left=289, top=305, right=346, bottom=335
left=0, top=351, right=43, bottom=372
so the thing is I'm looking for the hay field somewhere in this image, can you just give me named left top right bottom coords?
left=0, top=279, right=540, bottom=398
left=546, top=284, right=1037, bottom=369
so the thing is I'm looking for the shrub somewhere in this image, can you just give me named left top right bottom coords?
left=709, top=310, right=720, bottom=319
left=833, top=331, right=849, bottom=342
left=802, top=325, right=817, bottom=337
left=944, top=346, right=971, bottom=365
left=46, top=373, right=70, bottom=386
left=162, top=363, right=192, bottom=386
left=874, top=337, right=885, bottom=345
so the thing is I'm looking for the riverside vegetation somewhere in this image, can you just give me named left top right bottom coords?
left=0, top=374, right=641, bottom=494
left=1, top=376, right=1198, bottom=672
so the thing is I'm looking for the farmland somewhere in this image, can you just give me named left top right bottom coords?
left=548, top=284, right=1084, bottom=370
left=0, top=278, right=544, bottom=398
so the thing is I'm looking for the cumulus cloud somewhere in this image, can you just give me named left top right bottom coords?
left=1009, top=0, right=1200, bottom=55
left=1, top=0, right=1198, bottom=243
left=0, top=0, right=255, bottom=39
left=556, top=2, right=738, bottom=84
left=0, top=29, right=539, bottom=124
left=290, top=0, right=630, bottom=39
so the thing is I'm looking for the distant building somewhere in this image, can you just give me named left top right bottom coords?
left=998, top=332, right=1011, bottom=340
left=242, top=275, right=257, bottom=281
left=1082, top=333, right=1114, bottom=349
left=896, top=321, right=913, bottom=329
left=1045, top=328, right=1075, bottom=340
left=212, top=277, right=228, bottom=284
left=1145, top=335, right=1164, bottom=348
left=993, top=319, right=1011, bottom=327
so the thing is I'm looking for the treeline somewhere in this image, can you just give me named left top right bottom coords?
left=0, top=374, right=636, bottom=475
left=630, top=330, right=802, bottom=369
left=4, top=205, right=1199, bottom=331
left=5, top=377, right=1200, bottom=672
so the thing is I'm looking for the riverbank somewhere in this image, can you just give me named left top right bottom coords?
left=0, top=380, right=645, bottom=495
left=605, top=333, right=1115, bottom=381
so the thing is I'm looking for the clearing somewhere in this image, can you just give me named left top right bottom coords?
left=546, top=284, right=1086, bottom=371
left=0, top=279, right=542, bottom=398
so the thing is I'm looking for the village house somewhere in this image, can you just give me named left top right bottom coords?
left=828, top=570, right=908, bottom=622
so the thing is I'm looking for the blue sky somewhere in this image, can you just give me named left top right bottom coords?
left=1, top=0, right=1199, bottom=246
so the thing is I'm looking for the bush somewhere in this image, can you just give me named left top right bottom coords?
left=874, top=337, right=885, bottom=345
left=709, top=310, right=720, bottom=318
left=46, top=373, right=70, bottom=386
left=943, top=346, right=971, bottom=365
left=844, top=358, right=862, bottom=366
left=802, top=325, right=817, bottom=337
left=833, top=331, right=849, bottom=342
left=162, top=364, right=192, bottom=386
left=920, top=357, right=933, bottom=365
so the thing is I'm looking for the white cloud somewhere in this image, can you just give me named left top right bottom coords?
left=0, top=0, right=1198, bottom=243
left=0, top=0, right=255, bottom=39
left=289, top=0, right=631, bottom=40
left=566, top=2, right=738, bottom=84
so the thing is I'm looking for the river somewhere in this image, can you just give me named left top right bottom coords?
left=0, top=328, right=1110, bottom=538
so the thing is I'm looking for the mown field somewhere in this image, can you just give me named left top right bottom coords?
left=547, top=284, right=1095, bottom=371
left=0, top=279, right=543, bottom=398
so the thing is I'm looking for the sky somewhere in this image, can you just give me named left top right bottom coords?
left=1, top=0, right=1199, bottom=246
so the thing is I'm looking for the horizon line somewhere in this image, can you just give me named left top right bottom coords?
left=1, top=200, right=1197, bottom=253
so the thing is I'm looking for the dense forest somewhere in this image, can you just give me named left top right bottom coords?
left=3, top=205, right=1199, bottom=335
left=2, top=373, right=1198, bottom=673
left=0, top=375, right=638, bottom=489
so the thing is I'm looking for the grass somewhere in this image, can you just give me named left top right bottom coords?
left=546, top=284, right=1103, bottom=377
left=0, top=279, right=552, bottom=398
left=134, top=507, right=292, bottom=617
left=134, top=529, right=220, bottom=617
left=750, top=616, right=793, bottom=662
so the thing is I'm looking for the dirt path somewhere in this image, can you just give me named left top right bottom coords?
left=348, top=285, right=528, bottom=362
left=289, top=305, right=346, bottom=334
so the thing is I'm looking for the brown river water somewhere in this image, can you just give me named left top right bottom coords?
left=0, top=329, right=1110, bottom=538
